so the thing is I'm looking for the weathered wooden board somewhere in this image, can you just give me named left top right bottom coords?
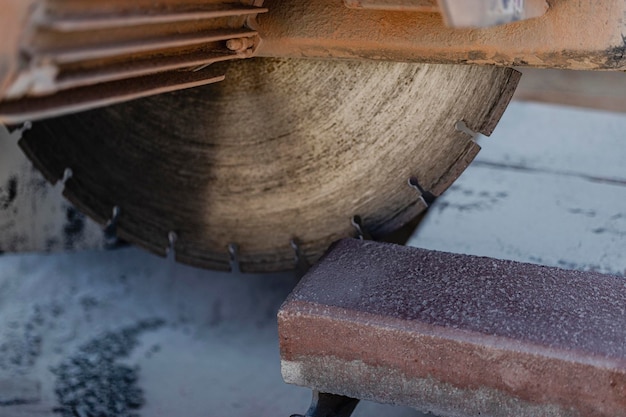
left=514, top=68, right=626, bottom=114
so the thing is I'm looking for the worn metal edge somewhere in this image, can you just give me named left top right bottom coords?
left=480, top=68, right=522, bottom=136
left=429, top=139, right=481, bottom=196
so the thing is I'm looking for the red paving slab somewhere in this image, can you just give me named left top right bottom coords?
left=279, top=238, right=626, bottom=417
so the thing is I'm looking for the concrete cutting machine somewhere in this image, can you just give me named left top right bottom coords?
left=1, top=1, right=625, bottom=416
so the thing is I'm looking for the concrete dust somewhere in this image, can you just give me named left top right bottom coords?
left=0, top=247, right=421, bottom=417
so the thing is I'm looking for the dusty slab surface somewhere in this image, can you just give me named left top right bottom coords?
left=279, top=238, right=626, bottom=417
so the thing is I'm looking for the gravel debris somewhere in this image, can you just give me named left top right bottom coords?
left=51, top=319, right=164, bottom=417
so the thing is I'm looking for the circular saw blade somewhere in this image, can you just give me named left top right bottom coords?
left=19, top=58, right=519, bottom=272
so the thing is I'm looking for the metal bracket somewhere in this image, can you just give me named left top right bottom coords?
left=291, top=391, right=360, bottom=417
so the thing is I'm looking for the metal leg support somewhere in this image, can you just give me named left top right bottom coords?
left=291, top=391, right=360, bottom=417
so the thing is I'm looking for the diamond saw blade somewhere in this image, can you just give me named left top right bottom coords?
left=19, top=58, right=519, bottom=272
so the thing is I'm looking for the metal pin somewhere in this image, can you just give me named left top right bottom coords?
left=291, top=238, right=310, bottom=277
left=455, top=119, right=478, bottom=140
left=408, top=176, right=435, bottom=207
left=295, top=391, right=360, bottom=417
left=226, top=37, right=254, bottom=53
left=351, top=215, right=372, bottom=241
left=228, top=243, right=241, bottom=274
left=104, top=206, right=121, bottom=247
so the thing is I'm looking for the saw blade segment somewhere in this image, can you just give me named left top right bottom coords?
left=18, top=58, right=520, bottom=272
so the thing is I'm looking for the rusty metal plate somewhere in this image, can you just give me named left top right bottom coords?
left=257, top=0, right=625, bottom=71
left=279, top=238, right=626, bottom=417
left=19, top=59, right=519, bottom=272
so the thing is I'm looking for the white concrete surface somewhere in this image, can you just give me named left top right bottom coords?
left=409, top=102, right=626, bottom=276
